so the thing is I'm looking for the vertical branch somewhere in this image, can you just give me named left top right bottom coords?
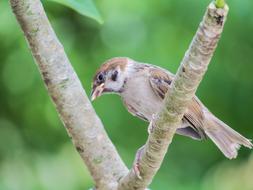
left=118, top=2, right=229, bottom=190
left=9, top=0, right=128, bottom=189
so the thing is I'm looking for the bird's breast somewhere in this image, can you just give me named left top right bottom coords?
left=121, top=75, right=162, bottom=121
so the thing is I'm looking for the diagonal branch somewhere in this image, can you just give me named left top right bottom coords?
left=9, top=0, right=128, bottom=189
left=118, top=2, right=229, bottom=190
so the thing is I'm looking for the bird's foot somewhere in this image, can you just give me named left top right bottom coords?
left=148, top=114, right=157, bottom=134
left=133, top=145, right=145, bottom=179
left=148, top=123, right=154, bottom=134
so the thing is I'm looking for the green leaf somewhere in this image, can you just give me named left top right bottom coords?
left=47, top=0, right=103, bottom=24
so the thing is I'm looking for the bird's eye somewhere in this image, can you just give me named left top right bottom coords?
left=111, top=70, right=118, bottom=81
left=97, top=73, right=105, bottom=83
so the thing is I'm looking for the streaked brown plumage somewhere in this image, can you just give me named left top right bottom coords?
left=91, top=57, right=252, bottom=159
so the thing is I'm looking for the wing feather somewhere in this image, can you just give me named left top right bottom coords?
left=148, top=67, right=207, bottom=140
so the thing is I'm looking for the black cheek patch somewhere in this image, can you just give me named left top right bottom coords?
left=111, top=70, right=118, bottom=81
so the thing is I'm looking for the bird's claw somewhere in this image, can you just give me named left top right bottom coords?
left=133, top=162, right=142, bottom=179
left=148, top=114, right=157, bottom=134
left=148, top=122, right=154, bottom=134
left=133, top=146, right=145, bottom=180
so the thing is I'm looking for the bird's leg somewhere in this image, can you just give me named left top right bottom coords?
left=148, top=122, right=154, bottom=134
left=133, top=145, right=145, bottom=179
left=148, top=114, right=157, bottom=134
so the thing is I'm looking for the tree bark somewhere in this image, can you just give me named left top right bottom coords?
left=118, top=3, right=229, bottom=190
left=9, top=0, right=229, bottom=189
left=9, top=0, right=128, bottom=189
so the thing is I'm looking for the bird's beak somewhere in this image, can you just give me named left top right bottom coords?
left=90, top=83, right=105, bottom=101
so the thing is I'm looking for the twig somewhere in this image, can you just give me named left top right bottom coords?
left=9, top=0, right=128, bottom=189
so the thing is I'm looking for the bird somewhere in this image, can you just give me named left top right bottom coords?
left=91, top=57, right=252, bottom=159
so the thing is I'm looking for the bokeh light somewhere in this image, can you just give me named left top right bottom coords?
left=0, top=0, right=253, bottom=189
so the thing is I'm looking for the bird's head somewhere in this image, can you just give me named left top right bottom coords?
left=91, top=57, right=132, bottom=101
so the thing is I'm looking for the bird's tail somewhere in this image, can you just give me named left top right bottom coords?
left=204, top=111, right=252, bottom=159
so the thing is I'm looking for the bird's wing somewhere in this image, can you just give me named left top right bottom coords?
left=122, top=99, right=149, bottom=122
left=148, top=67, right=207, bottom=140
left=148, top=67, right=173, bottom=99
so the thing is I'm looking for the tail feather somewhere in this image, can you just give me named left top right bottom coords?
left=204, top=112, right=252, bottom=159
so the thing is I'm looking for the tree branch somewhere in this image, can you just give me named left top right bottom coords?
left=10, top=0, right=230, bottom=189
left=118, top=2, right=229, bottom=190
left=9, top=0, right=128, bottom=189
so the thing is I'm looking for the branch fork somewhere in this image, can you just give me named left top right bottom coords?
left=9, top=0, right=229, bottom=189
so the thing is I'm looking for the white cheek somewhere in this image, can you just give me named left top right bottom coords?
left=105, top=74, right=125, bottom=92
left=106, top=81, right=120, bottom=91
left=106, top=80, right=123, bottom=91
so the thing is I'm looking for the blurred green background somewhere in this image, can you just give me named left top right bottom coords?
left=0, top=0, right=253, bottom=189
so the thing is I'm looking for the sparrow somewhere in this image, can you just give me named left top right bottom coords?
left=91, top=57, right=252, bottom=159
